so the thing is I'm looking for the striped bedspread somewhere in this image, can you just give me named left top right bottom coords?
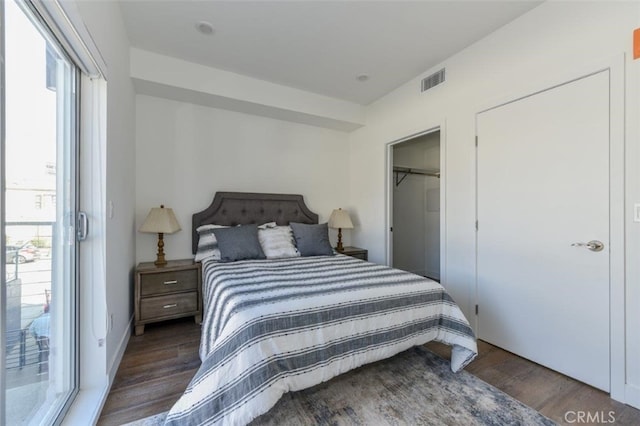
left=165, top=255, right=477, bottom=426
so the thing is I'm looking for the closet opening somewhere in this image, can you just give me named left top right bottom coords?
left=386, top=129, right=442, bottom=282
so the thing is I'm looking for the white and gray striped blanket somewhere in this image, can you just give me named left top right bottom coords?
left=165, top=255, right=477, bottom=426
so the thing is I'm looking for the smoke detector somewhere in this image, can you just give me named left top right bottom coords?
left=195, top=21, right=215, bottom=35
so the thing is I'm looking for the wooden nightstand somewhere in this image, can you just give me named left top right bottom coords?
left=134, top=259, right=202, bottom=336
left=340, top=246, right=368, bottom=261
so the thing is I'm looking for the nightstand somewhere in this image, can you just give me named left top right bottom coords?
left=134, top=259, right=202, bottom=336
left=340, top=246, right=368, bottom=261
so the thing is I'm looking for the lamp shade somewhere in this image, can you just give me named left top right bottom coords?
left=139, top=205, right=181, bottom=234
left=328, top=208, right=353, bottom=229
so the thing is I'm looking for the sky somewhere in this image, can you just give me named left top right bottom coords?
left=4, top=0, right=80, bottom=224
left=5, top=0, right=60, bottom=190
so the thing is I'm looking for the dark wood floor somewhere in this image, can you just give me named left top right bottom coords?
left=98, top=318, right=640, bottom=425
left=98, top=319, right=202, bottom=425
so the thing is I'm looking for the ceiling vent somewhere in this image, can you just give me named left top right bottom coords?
left=421, top=68, right=445, bottom=93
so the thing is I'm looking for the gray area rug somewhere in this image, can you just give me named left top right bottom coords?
left=124, top=347, right=556, bottom=425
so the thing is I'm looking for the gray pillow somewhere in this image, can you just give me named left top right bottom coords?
left=290, top=222, right=334, bottom=257
left=212, top=224, right=266, bottom=262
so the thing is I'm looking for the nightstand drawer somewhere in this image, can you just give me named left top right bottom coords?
left=140, top=292, right=198, bottom=320
left=340, top=247, right=368, bottom=261
left=349, top=252, right=367, bottom=260
left=140, top=269, right=198, bottom=296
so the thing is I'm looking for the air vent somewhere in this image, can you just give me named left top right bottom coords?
left=421, top=68, right=445, bottom=92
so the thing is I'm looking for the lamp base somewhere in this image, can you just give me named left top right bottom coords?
left=335, top=228, right=344, bottom=252
left=155, top=232, right=167, bottom=267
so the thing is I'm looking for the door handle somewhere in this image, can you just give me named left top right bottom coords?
left=571, top=240, right=604, bottom=252
left=77, top=211, right=89, bottom=241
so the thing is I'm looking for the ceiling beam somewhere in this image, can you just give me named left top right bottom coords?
left=130, top=48, right=365, bottom=132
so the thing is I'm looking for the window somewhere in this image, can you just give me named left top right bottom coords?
left=2, top=0, right=79, bottom=423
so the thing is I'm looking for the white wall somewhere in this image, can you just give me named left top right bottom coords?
left=76, top=0, right=136, bottom=392
left=392, top=132, right=440, bottom=278
left=393, top=141, right=426, bottom=276
left=422, top=137, right=440, bottom=280
left=348, top=1, right=640, bottom=406
left=135, top=95, right=351, bottom=262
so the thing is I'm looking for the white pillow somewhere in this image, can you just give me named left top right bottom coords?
left=258, top=226, right=300, bottom=259
left=195, top=224, right=227, bottom=262
left=258, top=222, right=277, bottom=230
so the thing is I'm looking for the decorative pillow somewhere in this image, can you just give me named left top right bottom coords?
left=212, top=224, right=266, bottom=262
left=258, top=226, right=300, bottom=259
left=289, top=222, right=334, bottom=257
left=194, top=224, right=227, bottom=262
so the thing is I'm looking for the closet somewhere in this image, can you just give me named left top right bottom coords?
left=391, top=131, right=441, bottom=280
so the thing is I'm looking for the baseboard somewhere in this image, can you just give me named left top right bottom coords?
left=108, top=314, right=134, bottom=384
left=626, top=383, right=640, bottom=409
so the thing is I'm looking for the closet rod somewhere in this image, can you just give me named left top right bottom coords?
left=393, top=166, right=440, bottom=186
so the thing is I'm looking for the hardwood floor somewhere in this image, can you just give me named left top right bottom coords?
left=98, top=318, right=640, bottom=425
left=98, top=319, right=202, bottom=425
left=425, top=341, right=640, bottom=425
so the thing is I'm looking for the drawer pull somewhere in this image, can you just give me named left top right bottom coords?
left=163, top=280, right=178, bottom=285
left=163, top=303, right=178, bottom=309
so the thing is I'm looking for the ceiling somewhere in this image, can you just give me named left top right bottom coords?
left=119, top=1, right=542, bottom=105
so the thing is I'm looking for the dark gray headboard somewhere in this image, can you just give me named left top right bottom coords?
left=192, top=192, right=319, bottom=254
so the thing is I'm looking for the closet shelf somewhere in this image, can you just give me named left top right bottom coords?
left=393, top=166, right=440, bottom=186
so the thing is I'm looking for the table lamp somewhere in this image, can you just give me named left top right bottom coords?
left=139, top=205, right=181, bottom=266
left=328, top=208, right=353, bottom=252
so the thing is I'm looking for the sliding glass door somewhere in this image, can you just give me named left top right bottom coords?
left=2, top=0, right=79, bottom=423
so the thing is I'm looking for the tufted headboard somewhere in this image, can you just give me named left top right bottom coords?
left=192, top=192, right=319, bottom=254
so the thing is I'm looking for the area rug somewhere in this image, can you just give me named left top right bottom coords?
left=124, top=347, right=556, bottom=425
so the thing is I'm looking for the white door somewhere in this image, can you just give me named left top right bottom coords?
left=477, top=70, right=610, bottom=391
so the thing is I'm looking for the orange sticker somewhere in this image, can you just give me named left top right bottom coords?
left=634, top=28, right=640, bottom=59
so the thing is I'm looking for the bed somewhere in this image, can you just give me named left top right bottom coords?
left=165, top=192, right=478, bottom=426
